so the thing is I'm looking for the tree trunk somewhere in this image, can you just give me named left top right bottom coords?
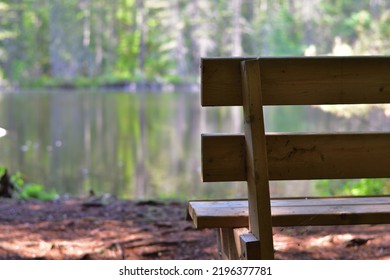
left=173, top=0, right=187, bottom=77
left=49, top=0, right=82, bottom=79
left=136, top=0, right=147, bottom=80
left=232, top=0, right=242, bottom=56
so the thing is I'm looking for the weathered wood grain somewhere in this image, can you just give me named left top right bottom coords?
left=202, top=57, right=390, bottom=106
left=202, top=132, right=390, bottom=181
left=188, top=197, right=390, bottom=228
left=201, top=134, right=246, bottom=182
left=241, top=60, right=274, bottom=259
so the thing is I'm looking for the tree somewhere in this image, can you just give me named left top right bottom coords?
left=1, top=0, right=390, bottom=86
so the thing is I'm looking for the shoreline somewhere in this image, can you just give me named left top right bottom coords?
left=1, top=81, right=200, bottom=94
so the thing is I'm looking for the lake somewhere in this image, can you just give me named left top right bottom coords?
left=1, top=90, right=389, bottom=200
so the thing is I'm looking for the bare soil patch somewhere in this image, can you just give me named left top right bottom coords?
left=0, top=198, right=389, bottom=260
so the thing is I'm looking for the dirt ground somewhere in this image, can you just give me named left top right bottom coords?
left=0, top=197, right=390, bottom=260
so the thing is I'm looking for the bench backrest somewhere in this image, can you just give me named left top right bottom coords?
left=201, top=57, right=390, bottom=259
left=202, top=57, right=390, bottom=181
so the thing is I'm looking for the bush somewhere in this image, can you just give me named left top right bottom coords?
left=19, top=183, right=58, bottom=201
left=0, top=165, right=58, bottom=200
left=315, top=178, right=390, bottom=196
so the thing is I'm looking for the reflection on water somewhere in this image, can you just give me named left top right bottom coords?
left=0, top=91, right=389, bottom=199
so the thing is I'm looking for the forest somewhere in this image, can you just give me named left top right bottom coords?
left=0, top=0, right=390, bottom=88
left=2, top=0, right=390, bottom=262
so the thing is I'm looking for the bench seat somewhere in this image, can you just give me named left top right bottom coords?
left=188, top=196, right=390, bottom=228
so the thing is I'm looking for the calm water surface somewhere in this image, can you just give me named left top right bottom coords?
left=1, top=90, right=388, bottom=199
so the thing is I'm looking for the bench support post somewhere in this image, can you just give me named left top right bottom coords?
left=241, top=60, right=274, bottom=259
left=216, top=228, right=241, bottom=259
left=216, top=227, right=263, bottom=260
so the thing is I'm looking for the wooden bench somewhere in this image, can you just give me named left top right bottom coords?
left=187, top=56, right=390, bottom=260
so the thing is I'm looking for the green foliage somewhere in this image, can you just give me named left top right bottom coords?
left=0, top=166, right=5, bottom=176
left=321, top=0, right=367, bottom=40
left=0, top=165, right=58, bottom=200
left=164, top=74, right=181, bottom=84
left=19, top=183, right=58, bottom=201
left=10, top=171, right=24, bottom=188
left=315, top=178, right=390, bottom=196
left=267, top=4, right=303, bottom=56
left=342, top=179, right=389, bottom=196
left=346, top=10, right=371, bottom=33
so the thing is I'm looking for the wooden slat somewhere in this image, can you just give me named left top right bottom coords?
left=191, top=196, right=390, bottom=207
left=188, top=197, right=390, bottom=228
left=201, top=57, right=253, bottom=106
left=201, top=57, right=390, bottom=106
left=201, top=134, right=246, bottom=182
left=202, top=132, right=390, bottom=181
left=241, top=59, right=274, bottom=259
left=268, top=132, right=390, bottom=180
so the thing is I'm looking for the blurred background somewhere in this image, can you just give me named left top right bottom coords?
left=0, top=0, right=390, bottom=200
